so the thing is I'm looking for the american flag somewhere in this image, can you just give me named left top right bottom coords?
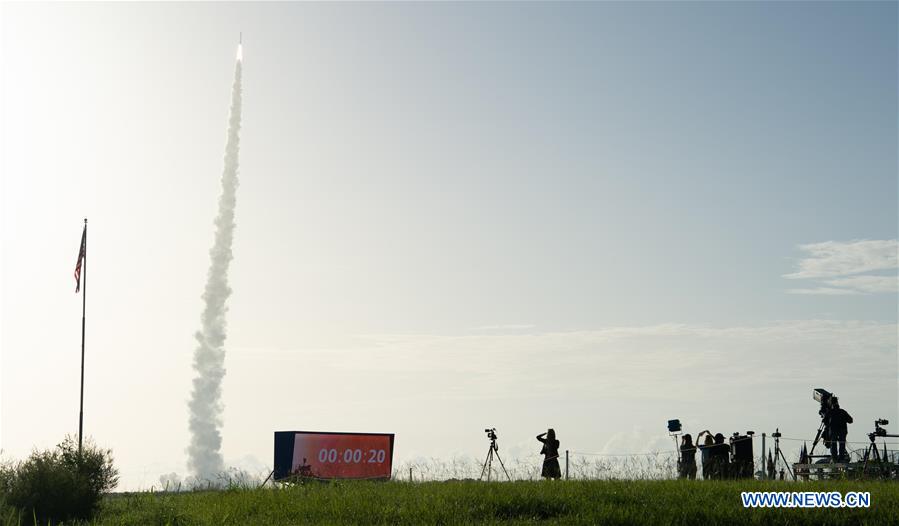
left=74, top=225, right=86, bottom=292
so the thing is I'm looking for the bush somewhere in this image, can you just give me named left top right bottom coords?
left=0, top=436, right=118, bottom=525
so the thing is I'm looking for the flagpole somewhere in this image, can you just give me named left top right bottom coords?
left=79, top=218, right=87, bottom=454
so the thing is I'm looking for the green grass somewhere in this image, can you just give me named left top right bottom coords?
left=88, top=479, right=899, bottom=525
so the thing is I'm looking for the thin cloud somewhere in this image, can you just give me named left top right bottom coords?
left=784, top=239, right=898, bottom=295
left=472, top=324, right=536, bottom=331
left=786, top=287, right=862, bottom=296
left=784, top=239, right=897, bottom=279
left=824, top=275, right=898, bottom=294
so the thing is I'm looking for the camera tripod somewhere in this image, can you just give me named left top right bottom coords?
left=808, top=415, right=842, bottom=462
left=809, top=417, right=827, bottom=457
left=479, top=430, right=511, bottom=482
left=771, top=429, right=794, bottom=480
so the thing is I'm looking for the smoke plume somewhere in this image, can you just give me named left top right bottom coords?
left=187, top=47, right=242, bottom=481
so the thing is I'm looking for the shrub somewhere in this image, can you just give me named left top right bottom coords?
left=1, top=436, right=118, bottom=525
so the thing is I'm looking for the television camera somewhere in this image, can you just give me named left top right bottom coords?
left=871, top=419, right=890, bottom=438
left=813, top=388, right=837, bottom=417
left=485, top=428, right=498, bottom=449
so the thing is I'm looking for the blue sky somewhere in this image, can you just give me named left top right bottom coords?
left=1, top=2, right=896, bottom=488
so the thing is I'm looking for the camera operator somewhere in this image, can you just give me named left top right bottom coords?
left=536, top=429, right=561, bottom=480
left=824, top=397, right=853, bottom=461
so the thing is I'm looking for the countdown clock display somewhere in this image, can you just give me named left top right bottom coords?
left=273, top=431, right=395, bottom=481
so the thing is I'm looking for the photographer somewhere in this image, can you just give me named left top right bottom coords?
left=824, top=397, right=853, bottom=461
left=536, top=429, right=562, bottom=480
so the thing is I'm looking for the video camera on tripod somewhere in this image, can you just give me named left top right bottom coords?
left=485, top=428, right=498, bottom=450
left=862, top=419, right=899, bottom=473
left=871, top=419, right=891, bottom=439
left=479, top=428, right=510, bottom=481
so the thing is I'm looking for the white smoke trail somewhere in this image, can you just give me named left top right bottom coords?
left=187, top=45, right=242, bottom=481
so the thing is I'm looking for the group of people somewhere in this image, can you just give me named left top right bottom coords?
left=678, top=431, right=734, bottom=480
left=539, top=428, right=749, bottom=481
left=539, top=399, right=855, bottom=483
left=678, top=399, right=856, bottom=480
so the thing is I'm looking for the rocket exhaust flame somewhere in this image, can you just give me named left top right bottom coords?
left=187, top=44, right=242, bottom=481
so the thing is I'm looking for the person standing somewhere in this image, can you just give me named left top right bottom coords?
left=825, top=398, right=853, bottom=461
left=679, top=434, right=697, bottom=480
left=709, top=433, right=731, bottom=480
left=537, top=429, right=562, bottom=480
left=696, top=430, right=714, bottom=479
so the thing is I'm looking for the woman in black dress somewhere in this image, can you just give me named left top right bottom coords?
left=537, top=428, right=562, bottom=479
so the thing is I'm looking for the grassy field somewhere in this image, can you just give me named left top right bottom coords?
left=80, top=479, right=899, bottom=525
